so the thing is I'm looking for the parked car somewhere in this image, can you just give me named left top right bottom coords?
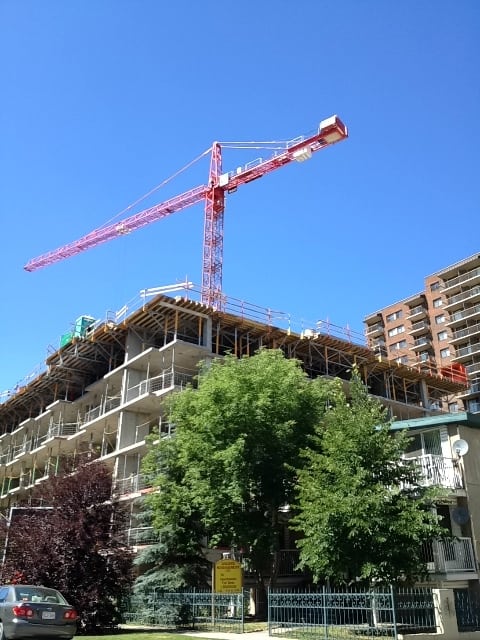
left=0, top=585, right=77, bottom=640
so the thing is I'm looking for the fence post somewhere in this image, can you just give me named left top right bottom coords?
left=323, top=585, right=328, bottom=640
left=433, top=588, right=458, bottom=639
left=267, top=587, right=271, bottom=636
left=390, top=585, right=398, bottom=640
left=241, top=590, right=245, bottom=633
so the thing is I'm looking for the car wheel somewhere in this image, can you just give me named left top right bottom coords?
left=0, top=621, right=7, bottom=640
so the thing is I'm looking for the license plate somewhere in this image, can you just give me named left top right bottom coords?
left=42, top=611, right=56, bottom=620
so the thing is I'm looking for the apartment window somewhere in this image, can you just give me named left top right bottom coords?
left=419, top=352, right=430, bottom=362
left=430, top=281, right=440, bottom=292
left=386, top=310, right=402, bottom=323
left=433, top=298, right=443, bottom=308
left=388, top=325, right=405, bottom=337
left=395, top=355, right=409, bottom=365
left=437, top=330, right=448, bottom=341
left=448, top=402, right=459, bottom=413
left=435, top=314, right=446, bottom=325
left=440, top=347, right=450, bottom=358
left=390, top=339, right=407, bottom=351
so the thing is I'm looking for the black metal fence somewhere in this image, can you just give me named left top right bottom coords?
left=122, top=585, right=437, bottom=637
left=454, top=588, right=480, bottom=632
left=268, top=587, right=437, bottom=639
left=122, top=589, right=246, bottom=633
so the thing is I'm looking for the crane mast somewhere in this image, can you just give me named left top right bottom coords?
left=25, top=115, right=348, bottom=308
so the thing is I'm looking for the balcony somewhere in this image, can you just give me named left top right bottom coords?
left=468, top=401, right=480, bottom=414
left=451, top=322, right=480, bottom=344
left=411, top=454, right=463, bottom=489
left=82, top=396, right=122, bottom=423
left=410, top=337, right=432, bottom=352
left=448, top=303, right=480, bottom=327
left=112, top=473, right=152, bottom=497
left=47, top=421, right=80, bottom=438
left=409, top=321, right=430, bottom=336
left=452, top=343, right=480, bottom=363
left=423, top=537, right=476, bottom=574
left=123, top=527, right=158, bottom=546
left=408, top=305, right=428, bottom=320
left=459, top=381, right=480, bottom=398
left=465, top=362, right=480, bottom=377
left=445, top=286, right=480, bottom=312
left=125, top=368, right=194, bottom=402
left=443, top=267, right=480, bottom=293
left=242, top=549, right=309, bottom=580
left=366, top=322, right=384, bottom=338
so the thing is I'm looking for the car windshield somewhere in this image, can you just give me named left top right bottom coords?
left=13, top=587, right=67, bottom=604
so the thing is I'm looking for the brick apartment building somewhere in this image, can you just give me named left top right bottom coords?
left=364, top=253, right=480, bottom=415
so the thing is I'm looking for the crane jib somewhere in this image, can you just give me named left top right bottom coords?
left=24, top=114, right=348, bottom=308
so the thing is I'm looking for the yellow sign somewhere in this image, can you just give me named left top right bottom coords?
left=214, top=559, right=242, bottom=593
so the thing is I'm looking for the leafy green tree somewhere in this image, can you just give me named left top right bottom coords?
left=292, top=369, right=448, bottom=586
left=141, top=349, right=332, bottom=609
left=3, top=460, right=134, bottom=631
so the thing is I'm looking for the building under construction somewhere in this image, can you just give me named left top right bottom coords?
left=0, top=283, right=465, bottom=509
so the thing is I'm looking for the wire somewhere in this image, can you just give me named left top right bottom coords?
left=98, top=147, right=212, bottom=229
left=220, top=144, right=287, bottom=151
left=219, top=140, right=287, bottom=145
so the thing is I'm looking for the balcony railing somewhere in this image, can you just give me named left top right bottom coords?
left=452, top=322, right=480, bottom=342
left=48, top=421, right=81, bottom=437
left=449, top=303, right=480, bottom=324
left=409, top=321, right=430, bottom=334
left=446, top=286, right=480, bottom=308
left=83, top=396, right=122, bottom=423
left=465, top=362, right=480, bottom=376
left=423, top=537, right=476, bottom=574
left=468, top=402, right=480, bottom=414
left=126, top=368, right=194, bottom=402
left=242, top=549, right=308, bottom=578
left=123, top=527, right=159, bottom=546
left=408, top=305, right=428, bottom=317
left=112, top=474, right=152, bottom=496
left=454, top=343, right=480, bottom=359
left=366, top=322, right=384, bottom=335
left=410, top=454, right=463, bottom=489
left=444, top=267, right=480, bottom=291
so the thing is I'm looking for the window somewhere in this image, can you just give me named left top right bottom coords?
left=390, top=339, right=407, bottom=351
left=437, top=330, right=448, bottom=341
left=388, top=325, right=405, bottom=337
left=386, top=310, right=403, bottom=323
left=395, top=355, right=409, bottom=365
left=433, top=298, right=443, bottom=308
left=435, top=314, right=445, bottom=324
left=430, top=281, right=440, bottom=292
left=448, top=402, right=459, bottom=413
left=440, top=347, right=450, bottom=358
left=420, top=352, right=430, bottom=362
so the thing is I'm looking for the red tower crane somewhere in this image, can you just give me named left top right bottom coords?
left=25, top=115, right=348, bottom=308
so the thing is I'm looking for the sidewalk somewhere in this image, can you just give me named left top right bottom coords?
left=181, top=632, right=270, bottom=640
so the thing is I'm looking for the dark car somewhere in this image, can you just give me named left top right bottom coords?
left=0, top=585, right=77, bottom=640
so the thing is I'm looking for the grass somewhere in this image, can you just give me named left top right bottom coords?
left=83, top=621, right=268, bottom=640
left=84, top=635, right=197, bottom=640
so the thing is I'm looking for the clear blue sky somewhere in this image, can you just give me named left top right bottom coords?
left=1, top=0, right=479, bottom=395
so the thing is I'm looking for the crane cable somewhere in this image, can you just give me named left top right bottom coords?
left=98, top=146, right=212, bottom=229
